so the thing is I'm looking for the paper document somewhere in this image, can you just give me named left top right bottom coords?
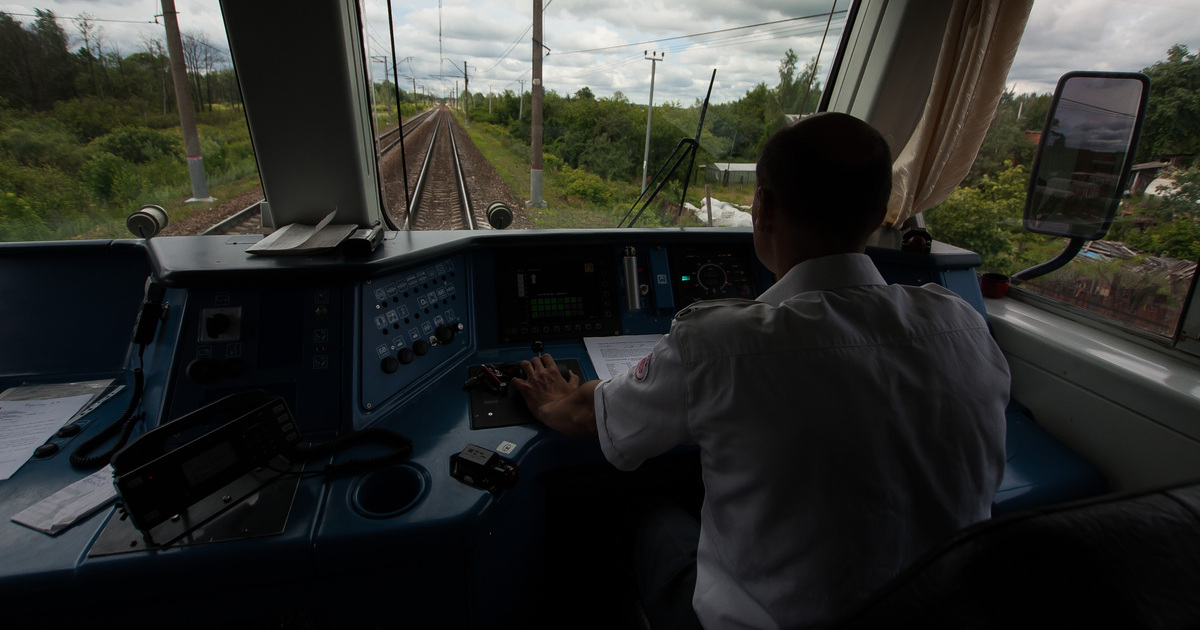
left=11, top=467, right=117, bottom=535
left=584, top=334, right=663, bottom=380
left=246, top=210, right=357, bottom=255
left=0, top=394, right=93, bottom=480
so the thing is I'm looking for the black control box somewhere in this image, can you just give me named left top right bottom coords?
left=112, top=391, right=301, bottom=534
left=450, top=445, right=517, bottom=493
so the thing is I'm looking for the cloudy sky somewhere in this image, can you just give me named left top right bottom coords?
left=2, top=0, right=1197, bottom=105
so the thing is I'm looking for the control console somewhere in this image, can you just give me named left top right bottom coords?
left=359, top=255, right=471, bottom=411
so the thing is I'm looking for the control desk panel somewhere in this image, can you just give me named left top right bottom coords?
left=354, top=241, right=769, bottom=416
left=0, top=229, right=988, bottom=628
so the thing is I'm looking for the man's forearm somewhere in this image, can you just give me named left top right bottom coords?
left=535, top=380, right=601, bottom=439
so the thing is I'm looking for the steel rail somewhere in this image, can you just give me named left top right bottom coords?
left=404, top=109, right=444, bottom=230
left=445, top=116, right=475, bottom=230
left=202, top=200, right=263, bottom=235
left=378, top=109, right=436, bottom=156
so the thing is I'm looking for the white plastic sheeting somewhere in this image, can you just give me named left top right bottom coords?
left=683, top=198, right=753, bottom=227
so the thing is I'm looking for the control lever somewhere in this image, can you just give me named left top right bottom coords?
left=463, top=364, right=506, bottom=394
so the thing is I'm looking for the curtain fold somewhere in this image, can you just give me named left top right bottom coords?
left=885, top=0, right=1034, bottom=227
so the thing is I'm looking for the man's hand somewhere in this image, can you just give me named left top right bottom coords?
left=510, top=354, right=600, bottom=439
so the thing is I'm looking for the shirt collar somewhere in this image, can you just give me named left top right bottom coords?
left=757, top=253, right=886, bottom=306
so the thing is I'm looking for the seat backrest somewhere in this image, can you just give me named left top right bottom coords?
left=822, top=482, right=1200, bottom=629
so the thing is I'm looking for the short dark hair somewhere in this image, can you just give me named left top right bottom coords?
left=756, top=112, right=892, bottom=243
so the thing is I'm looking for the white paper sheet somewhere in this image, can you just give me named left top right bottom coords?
left=0, top=394, right=93, bottom=480
left=583, top=334, right=663, bottom=380
left=11, top=467, right=117, bottom=535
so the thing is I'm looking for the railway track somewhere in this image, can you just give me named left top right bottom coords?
left=405, top=108, right=474, bottom=231
left=376, top=108, right=436, bottom=156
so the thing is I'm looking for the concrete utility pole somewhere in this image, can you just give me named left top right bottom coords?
left=370, top=55, right=390, bottom=122
left=161, top=0, right=214, bottom=202
left=529, top=0, right=546, bottom=208
left=463, top=61, right=469, bottom=127
left=641, top=50, right=664, bottom=194
left=518, top=79, right=526, bottom=121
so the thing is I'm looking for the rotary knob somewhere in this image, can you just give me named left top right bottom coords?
left=381, top=356, right=400, bottom=374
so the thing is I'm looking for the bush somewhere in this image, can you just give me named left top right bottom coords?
left=927, top=162, right=1030, bottom=273
left=54, top=97, right=141, bottom=142
left=95, top=127, right=179, bottom=164
left=81, top=152, right=130, bottom=201
left=542, top=152, right=565, bottom=172
left=561, top=164, right=613, bottom=205
left=0, top=190, right=50, bottom=241
left=0, top=118, right=85, bottom=171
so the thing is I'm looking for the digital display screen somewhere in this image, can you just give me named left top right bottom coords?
left=671, top=244, right=762, bottom=306
left=496, top=247, right=619, bottom=342
left=181, top=441, right=238, bottom=487
left=529, top=296, right=585, bottom=319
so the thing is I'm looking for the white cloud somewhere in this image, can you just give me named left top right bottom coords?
left=5, top=0, right=1198, bottom=105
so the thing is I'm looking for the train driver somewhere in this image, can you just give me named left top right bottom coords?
left=512, top=112, right=1010, bottom=629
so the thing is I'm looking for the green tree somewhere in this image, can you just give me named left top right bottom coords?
left=927, top=162, right=1034, bottom=273
left=966, top=90, right=1047, bottom=186
left=1137, top=44, right=1200, bottom=164
left=0, top=10, right=79, bottom=109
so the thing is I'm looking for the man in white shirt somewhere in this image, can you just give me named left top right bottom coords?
left=513, top=112, right=1009, bottom=629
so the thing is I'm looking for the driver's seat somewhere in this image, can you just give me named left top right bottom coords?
left=821, top=481, right=1200, bottom=629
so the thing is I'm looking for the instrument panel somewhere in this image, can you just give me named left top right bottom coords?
left=671, top=244, right=761, bottom=305
left=495, top=245, right=621, bottom=343
left=354, top=242, right=767, bottom=413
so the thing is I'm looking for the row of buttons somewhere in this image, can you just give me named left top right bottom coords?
left=371, top=262, right=455, bottom=303
left=504, top=321, right=605, bottom=335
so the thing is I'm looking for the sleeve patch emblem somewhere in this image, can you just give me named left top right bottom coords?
left=634, top=353, right=652, bottom=381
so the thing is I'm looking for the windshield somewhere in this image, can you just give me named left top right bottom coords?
left=0, top=0, right=850, bottom=239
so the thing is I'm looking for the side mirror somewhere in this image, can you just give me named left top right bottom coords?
left=1014, top=71, right=1149, bottom=281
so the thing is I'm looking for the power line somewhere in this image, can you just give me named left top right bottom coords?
left=181, top=32, right=229, bottom=58
left=477, top=0, right=554, bottom=76
left=477, top=18, right=843, bottom=86
left=480, top=23, right=532, bottom=74
left=553, top=11, right=847, bottom=56
left=2, top=11, right=157, bottom=25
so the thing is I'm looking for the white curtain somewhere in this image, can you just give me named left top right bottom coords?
left=886, top=0, right=1034, bottom=227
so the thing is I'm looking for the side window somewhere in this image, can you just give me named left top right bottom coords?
left=927, top=3, right=1200, bottom=339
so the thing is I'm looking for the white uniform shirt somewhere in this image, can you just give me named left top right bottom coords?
left=595, top=253, right=1009, bottom=629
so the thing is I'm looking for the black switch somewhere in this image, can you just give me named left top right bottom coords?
left=205, top=313, right=231, bottom=338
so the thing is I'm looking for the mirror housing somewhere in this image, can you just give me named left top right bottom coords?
left=1015, top=71, right=1149, bottom=281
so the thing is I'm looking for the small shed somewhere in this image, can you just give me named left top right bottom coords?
left=1129, top=161, right=1169, bottom=196
left=701, top=162, right=757, bottom=185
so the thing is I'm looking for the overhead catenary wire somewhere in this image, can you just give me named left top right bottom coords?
left=473, top=11, right=845, bottom=88
left=3, top=11, right=157, bottom=24
left=553, top=11, right=847, bottom=56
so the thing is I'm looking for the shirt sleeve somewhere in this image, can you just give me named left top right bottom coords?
left=593, top=332, right=692, bottom=471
